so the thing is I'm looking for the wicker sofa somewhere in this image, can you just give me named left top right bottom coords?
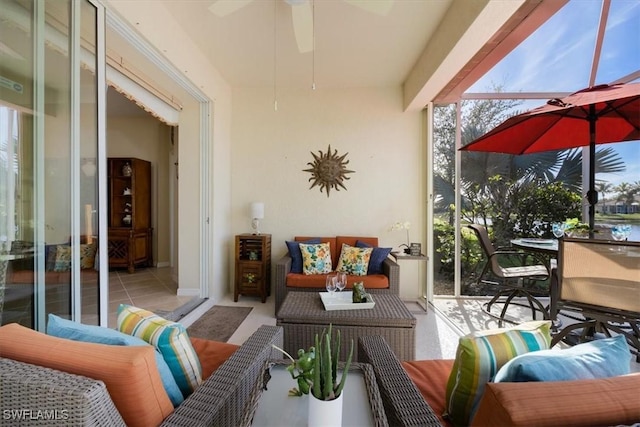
left=275, top=235, right=399, bottom=314
left=0, top=323, right=282, bottom=427
left=359, top=335, right=640, bottom=427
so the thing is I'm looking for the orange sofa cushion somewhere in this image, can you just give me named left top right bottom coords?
left=472, top=373, right=640, bottom=426
left=0, top=323, right=173, bottom=427
left=286, top=272, right=389, bottom=289
left=402, top=359, right=455, bottom=427
left=190, top=336, right=239, bottom=381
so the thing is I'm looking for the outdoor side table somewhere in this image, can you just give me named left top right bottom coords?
left=276, top=291, right=416, bottom=362
left=240, top=361, right=388, bottom=427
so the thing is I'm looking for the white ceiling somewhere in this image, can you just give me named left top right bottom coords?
left=160, top=0, right=452, bottom=89
left=103, top=0, right=567, bottom=114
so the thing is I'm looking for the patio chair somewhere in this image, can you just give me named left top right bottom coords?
left=467, top=224, right=550, bottom=325
left=550, top=237, right=640, bottom=362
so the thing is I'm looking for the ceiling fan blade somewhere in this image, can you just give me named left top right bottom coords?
left=343, top=0, right=393, bottom=16
left=290, top=1, right=313, bottom=53
left=208, top=0, right=254, bottom=17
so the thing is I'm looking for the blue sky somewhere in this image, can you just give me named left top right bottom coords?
left=469, top=0, right=640, bottom=187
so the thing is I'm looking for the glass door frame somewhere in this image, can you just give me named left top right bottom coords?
left=31, top=0, right=107, bottom=329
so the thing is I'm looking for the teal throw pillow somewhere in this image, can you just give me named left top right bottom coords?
left=494, top=334, right=630, bottom=383
left=46, top=313, right=184, bottom=407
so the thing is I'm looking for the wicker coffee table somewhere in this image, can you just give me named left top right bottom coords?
left=276, top=292, right=416, bottom=362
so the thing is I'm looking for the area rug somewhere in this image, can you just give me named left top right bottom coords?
left=187, top=305, right=253, bottom=342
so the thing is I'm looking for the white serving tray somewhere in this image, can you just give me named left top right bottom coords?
left=319, top=291, right=375, bottom=311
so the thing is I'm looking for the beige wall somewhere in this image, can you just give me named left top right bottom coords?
left=105, top=1, right=427, bottom=302
left=231, top=86, right=427, bottom=293
left=106, top=114, right=172, bottom=266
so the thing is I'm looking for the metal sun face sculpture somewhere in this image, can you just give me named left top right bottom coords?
left=303, top=145, right=355, bottom=197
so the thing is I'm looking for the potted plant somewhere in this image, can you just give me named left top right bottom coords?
left=274, top=325, right=353, bottom=426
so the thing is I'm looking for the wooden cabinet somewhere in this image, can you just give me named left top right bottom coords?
left=107, top=158, right=152, bottom=273
left=235, top=234, right=271, bottom=303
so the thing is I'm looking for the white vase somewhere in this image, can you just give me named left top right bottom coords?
left=308, top=392, right=343, bottom=427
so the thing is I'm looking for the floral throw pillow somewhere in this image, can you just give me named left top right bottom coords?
left=299, top=242, right=332, bottom=275
left=53, top=245, right=72, bottom=272
left=336, top=244, right=373, bottom=276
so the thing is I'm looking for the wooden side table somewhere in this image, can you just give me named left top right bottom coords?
left=234, top=234, right=271, bottom=303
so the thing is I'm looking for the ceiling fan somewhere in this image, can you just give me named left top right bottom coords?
left=208, top=0, right=393, bottom=53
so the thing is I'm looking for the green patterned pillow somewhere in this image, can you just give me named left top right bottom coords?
left=299, top=242, right=332, bottom=275
left=80, top=242, right=97, bottom=269
left=336, top=244, right=373, bottom=276
left=53, top=245, right=72, bottom=272
left=117, top=304, right=202, bottom=397
left=444, top=320, right=552, bottom=426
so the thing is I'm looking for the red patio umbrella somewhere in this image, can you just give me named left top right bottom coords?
left=460, top=82, right=640, bottom=231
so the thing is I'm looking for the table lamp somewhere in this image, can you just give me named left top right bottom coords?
left=251, top=202, right=264, bottom=235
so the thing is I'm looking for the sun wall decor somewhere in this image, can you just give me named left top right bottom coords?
left=303, top=145, right=355, bottom=197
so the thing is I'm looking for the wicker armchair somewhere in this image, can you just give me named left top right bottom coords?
left=0, top=325, right=283, bottom=427
left=358, top=335, right=442, bottom=427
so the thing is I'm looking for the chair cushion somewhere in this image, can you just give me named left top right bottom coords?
left=472, top=373, right=640, bottom=426
left=494, top=334, right=630, bottom=383
left=444, top=320, right=552, bottom=426
left=335, top=244, right=372, bottom=276
left=189, top=336, right=239, bottom=380
left=299, top=243, right=333, bottom=275
left=355, top=240, right=393, bottom=274
left=117, top=304, right=202, bottom=398
left=402, top=359, right=455, bottom=427
left=47, top=313, right=184, bottom=407
left=0, top=323, right=173, bottom=427
left=286, top=238, right=321, bottom=273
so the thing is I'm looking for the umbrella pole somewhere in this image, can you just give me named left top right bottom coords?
left=587, top=105, right=598, bottom=238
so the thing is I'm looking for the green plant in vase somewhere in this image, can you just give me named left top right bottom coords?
left=273, top=324, right=353, bottom=400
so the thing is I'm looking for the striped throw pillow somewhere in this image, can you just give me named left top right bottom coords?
left=117, top=304, right=202, bottom=397
left=444, top=320, right=552, bottom=426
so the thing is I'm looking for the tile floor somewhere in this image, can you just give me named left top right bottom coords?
left=104, top=267, right=194, bottom=328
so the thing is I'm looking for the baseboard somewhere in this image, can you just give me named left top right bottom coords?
left=177, top=288, right=200, bottom=297
left=156, top=261, right=170, bottom=268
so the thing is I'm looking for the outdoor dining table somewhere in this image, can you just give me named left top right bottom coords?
left=510, top=237, right=559, bottom=275
left=510, top=238, right=559, bottom=255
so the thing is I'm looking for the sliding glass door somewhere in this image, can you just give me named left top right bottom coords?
left=0, top=0, right=105, bottom=330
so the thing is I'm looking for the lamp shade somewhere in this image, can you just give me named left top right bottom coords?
left=250, top=202, right=264, bottom=219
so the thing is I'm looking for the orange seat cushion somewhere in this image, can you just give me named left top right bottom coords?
left=402, top=359, right=455, bottom=427
left=190, top=337, right=239, bottom=380
left=472, top=373, right=640, bottom=426
left=286, top=273, right=389, bottom=289
left=0, top=323, right=173, bottom=427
